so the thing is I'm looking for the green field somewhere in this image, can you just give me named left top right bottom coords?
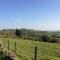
left=1, top=38, right=60, bottom=60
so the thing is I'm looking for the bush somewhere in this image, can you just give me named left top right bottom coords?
left=51, top=38, right=58, bottom=43
left=41, top=35, right=52, bottom=42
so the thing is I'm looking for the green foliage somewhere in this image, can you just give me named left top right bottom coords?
left=41, top=35, right=52, bottom=42
left=0, top=51, right=6, bottom=60
left=15, top=29, right=21, bottom=37
left=51, top=38, right=60, bottom=43
left=0, top=28, right=60, bottom=43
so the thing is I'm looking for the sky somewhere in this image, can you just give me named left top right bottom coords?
left=0, top=0, right=60, bottom=31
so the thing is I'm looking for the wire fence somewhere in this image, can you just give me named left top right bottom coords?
left=3, top=40, right=38, bottom=60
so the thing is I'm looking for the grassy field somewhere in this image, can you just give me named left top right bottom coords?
left=0, top=38, right=60, bottom=60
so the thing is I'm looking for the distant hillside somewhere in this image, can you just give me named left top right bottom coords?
left=0, top=28, right=52, bottom=38
left=0, top=29, right=60, bottom=43
left=51, top=31, right=60, bottom=38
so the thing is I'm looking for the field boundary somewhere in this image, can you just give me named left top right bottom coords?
left=0, top=40, right=18, bottom=60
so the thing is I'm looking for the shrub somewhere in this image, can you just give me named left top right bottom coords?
left=41, top=35, right=52, bottom=42
left=51, top=38, right=58, bottom=43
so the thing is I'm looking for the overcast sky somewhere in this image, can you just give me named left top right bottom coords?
left=0, top=0, right=60, bottom=31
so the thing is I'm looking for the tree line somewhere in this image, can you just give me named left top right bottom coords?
left=15, top=29, right=59, bottom=43
left=0, top=28, right=59, bottom=43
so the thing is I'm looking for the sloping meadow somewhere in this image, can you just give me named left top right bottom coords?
left=0, top=38, right=60, bottom=60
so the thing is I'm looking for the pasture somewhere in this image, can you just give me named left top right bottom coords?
left=0, top=38, right=60, bottom=60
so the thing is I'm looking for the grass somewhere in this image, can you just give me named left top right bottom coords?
left=0, top=38, right=60, bottom=60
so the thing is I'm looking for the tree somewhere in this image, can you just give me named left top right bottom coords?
left=51, top=38, right=58, bottom=43
left=15, top=29, right=21, bottom=37
left=41, top=35, right=52, bottom=42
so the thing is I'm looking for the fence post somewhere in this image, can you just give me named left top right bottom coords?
left=4, top=41, right=5, bottom=47
left=14, top=42, right=16, bottom=54
left=8, top=40, right=9, bottom=51
left=34, top=46, right=37, bottom=60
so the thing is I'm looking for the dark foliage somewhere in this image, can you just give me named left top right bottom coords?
left=15, top=29, right=21, bottom=37
left=41, top=35, right=51, bottom=42
left=51, top=38, right=59, bottom=43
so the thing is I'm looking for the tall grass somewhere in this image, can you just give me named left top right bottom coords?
left=1, top=38, right=60, bottom=60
